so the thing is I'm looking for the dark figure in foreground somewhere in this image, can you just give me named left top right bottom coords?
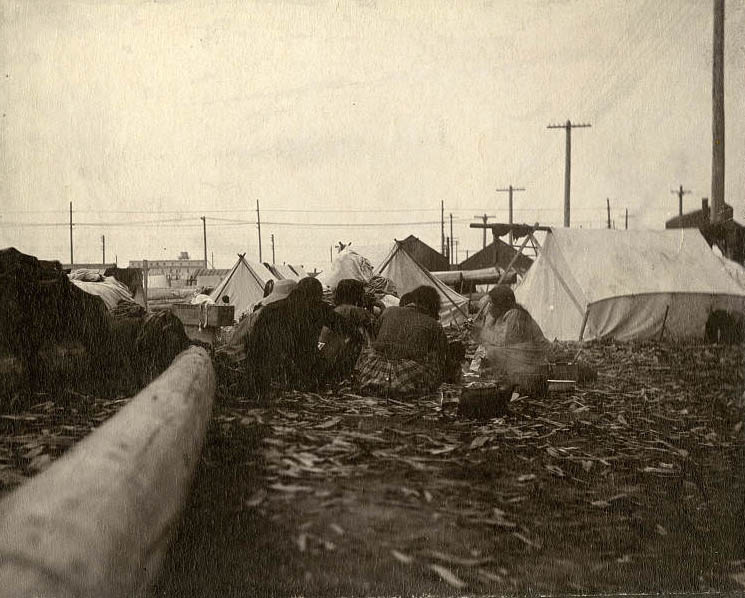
left=244, top=277, right=360, bottom=401
left=355, top=285, right=452, bottom=398
left=0, top=247, right=189, bottom=394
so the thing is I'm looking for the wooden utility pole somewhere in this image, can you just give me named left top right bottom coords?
left=200, top=216, right=207, bottom=268
left=440, top=201, right=445, bottom=255
left=330, top=246, right=333, bottom=264
left=625, top=208, right=628, bottom=230
left=606, top=198, right=611, bottom=229
left=69, top=202, right=73, bottom=266
left=547, top=120, right=591, bottom=227
left=473, top=214, right=496, bottom=249
left=671, top=185, right=691, bottom=216
left=256, top=200, right=262, bottom=262
left=449, top=213, right=454, bottom=267
left=711, top=0, right=725, bottom=223
left=496, top=185, right=525, bottom=245
left=142, top=259, right=149, bottom=310
left=271, top=234, right=276, bottom=264
left=101, top=235, right=106, bottom=264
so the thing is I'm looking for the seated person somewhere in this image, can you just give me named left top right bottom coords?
left=363, top=275, right=399, bottom=314
left=355, top=285, right=448, bottom=398
left=319, top=279, right=376, bottom=384
left=471, top=285, right=551, bottom=394
left=216, top=279, right=297, bottom=363
left=244, top=277, right=360, bottom=401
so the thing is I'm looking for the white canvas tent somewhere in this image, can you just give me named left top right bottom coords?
left=210, top=254, right=277, bottom=318
left=375, top=242, right=469, bottom=326
left=515, top=228, right=745, bottom=341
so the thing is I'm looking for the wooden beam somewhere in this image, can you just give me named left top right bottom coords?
left=496, top=223, right=538, bottom=285
left=0, top=346, right=215, bottom=598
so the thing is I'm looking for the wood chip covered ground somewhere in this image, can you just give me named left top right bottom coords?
left=1, top=341, right=744, bottom=595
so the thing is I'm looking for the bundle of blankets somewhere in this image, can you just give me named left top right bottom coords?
left=0, top=248, right=189, bottom=393
left=68, top=269, right=140, bottom=312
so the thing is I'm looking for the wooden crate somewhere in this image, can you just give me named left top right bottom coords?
left=171, top=304, right=234, bottom=328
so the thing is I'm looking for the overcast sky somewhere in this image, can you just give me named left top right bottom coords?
left=1, top=0, right=743, bottom=271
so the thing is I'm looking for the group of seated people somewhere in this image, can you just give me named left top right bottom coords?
left=218, top=276, right=551, bottom=402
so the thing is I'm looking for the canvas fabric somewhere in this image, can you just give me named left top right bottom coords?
left=210, top=256, right=277, bottom=319
left=318, top=249, right=375, bottom=289
left=515, top=228, right=745, bottom=341
left=374, top=243, right=468, bottom=326
left=69, top=276, right=136, bottom=311
left=274, top=264, right=302, bottom=281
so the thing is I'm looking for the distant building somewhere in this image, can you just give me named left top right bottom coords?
left=459, top=239, right=533, bottom=276
left=129, top=251, right=205, bottom=281
left=397, top=235, right=449, bottom=272
left=665, top=199, right=744, bottom=264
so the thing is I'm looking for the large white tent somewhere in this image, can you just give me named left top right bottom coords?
left=210, top=254, right=277, bottom=319
left=515, top=228, right=745, bottom=342
left=375, top=242, right=469, bottom=326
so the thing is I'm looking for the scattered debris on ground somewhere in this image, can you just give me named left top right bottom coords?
left=2, top=341, right=744, bottom=595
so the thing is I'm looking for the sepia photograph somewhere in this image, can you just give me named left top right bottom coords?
left=1, top=0, right=744, bottom=596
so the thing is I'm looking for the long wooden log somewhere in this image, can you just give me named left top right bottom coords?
left=0, top=346, right=215, bottom=598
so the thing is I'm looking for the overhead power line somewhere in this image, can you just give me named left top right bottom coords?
left=0, top=218, right=457, bottom=229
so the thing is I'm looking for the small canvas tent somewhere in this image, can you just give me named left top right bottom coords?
left=210, top=254, right=277, bottom=318
left=276, top=264, right=302, bottom=281
left=375, top=242, right=469, bottom=326
left=317, top=249, right=375, bottom=289
left=515, top=228, right=745, bottom=341
left=289, top=264, right=310, bottom=279
left=266, top=263, right=306, bottom=281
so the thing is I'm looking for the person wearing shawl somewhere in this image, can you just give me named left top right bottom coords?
left=318, top=279, right=377, bottom=384
left=472, top=285, right=551, bottom=394
left=244, top=277, right=361, bottom=401
left=355, top=285, right=448, bottom=398
left=216, top=279, right=297, bottom=364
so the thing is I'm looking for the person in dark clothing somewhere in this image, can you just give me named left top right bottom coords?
left=355, top=285, right=449, bottom=398
left=319, top=279, right=376, bottom=384
left=244, top=277, right=360, bottom=401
